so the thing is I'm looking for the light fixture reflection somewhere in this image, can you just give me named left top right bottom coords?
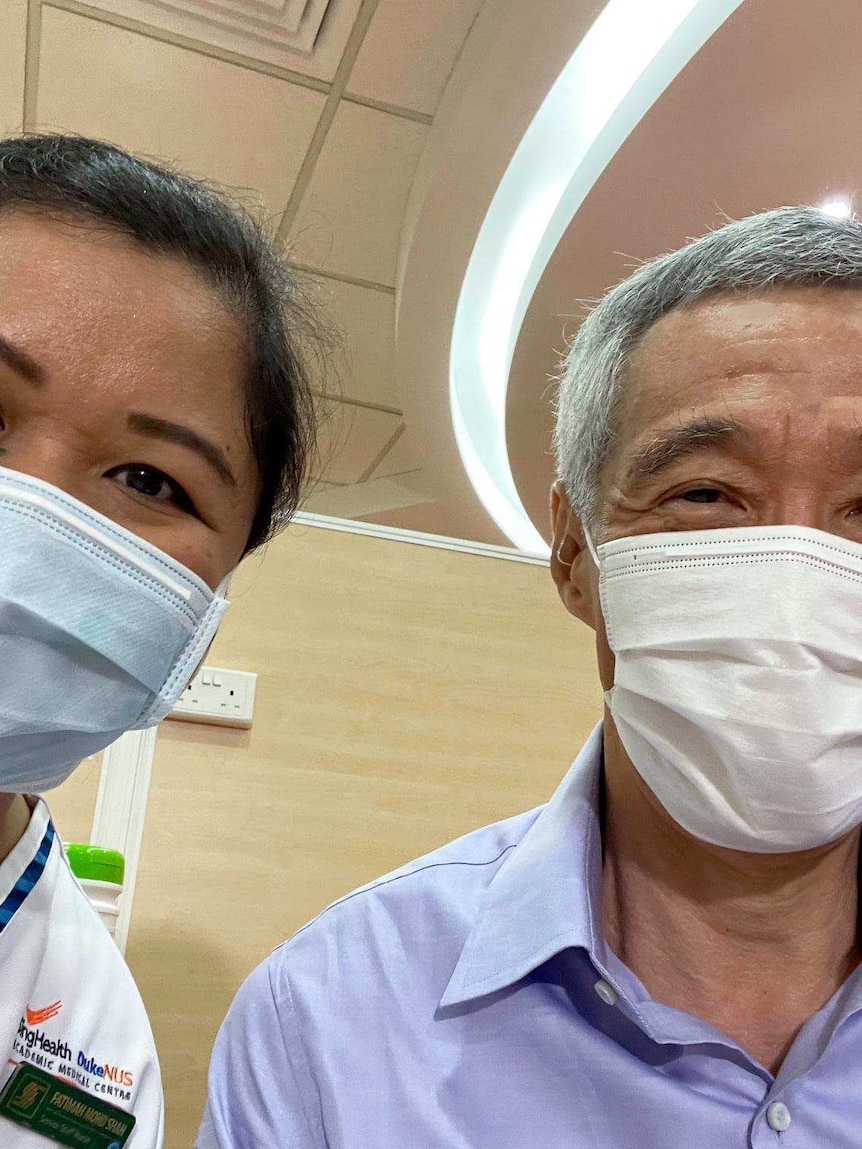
left=819, top=199, right=852, bottom=219
left=448, top=0, right=746, bottom=554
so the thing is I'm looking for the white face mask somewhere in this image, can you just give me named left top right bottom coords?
left=0, top=465, right=230, bottom=793
left=589, top=524, right=862, bottom=853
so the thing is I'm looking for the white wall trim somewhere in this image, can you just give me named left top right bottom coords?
left=90, top=728, right=158, bottom=954
left=292, top=510, right=549, bottom=566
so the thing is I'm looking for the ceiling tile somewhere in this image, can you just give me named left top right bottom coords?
left=89, top=0, right=331, bottom=57
left=77, top=0, right=364, bottom=81
left=287, top=102, right=427, bottom=285
left=313, top=401, right=402, bottom=484
left=368, top=427, right=419, bottom=479
left=0, top=1, right=25, bottom=134
left=307, top=277, right=398, bottom=408
left=347, top=0, right=484, bottom=116
left=38, top=8, right=327, bottom=221
left=303, top=470, right=432, bottom=518
left=302, top=480, right=341, bottom=513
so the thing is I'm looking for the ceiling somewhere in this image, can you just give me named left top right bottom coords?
left=507, top=0, right=862, bottom=547
left=392, top=0, right=862, bottom=551
left=0, top=1, right=858, bottom=550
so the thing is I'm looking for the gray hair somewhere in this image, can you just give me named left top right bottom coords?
left=554, top=205, right=862, bottom=528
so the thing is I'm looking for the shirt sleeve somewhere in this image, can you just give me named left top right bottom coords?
left=194, top=953, right=323, bottom=1149
left=129, top=1048, right=165, bottom=1149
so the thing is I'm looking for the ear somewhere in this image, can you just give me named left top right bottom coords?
left=549, top=481, right=599, bottom=629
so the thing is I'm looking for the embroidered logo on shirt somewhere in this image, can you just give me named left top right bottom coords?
left=25, top=1001, right=62, bottom=1027
left=14, top=1008, right=135, bottom=1101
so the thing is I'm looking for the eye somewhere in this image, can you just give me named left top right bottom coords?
left=677, top=487, right=725, bottom=504
left=108, top=464, right=197, bottom=515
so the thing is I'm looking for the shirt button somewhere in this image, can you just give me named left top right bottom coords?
left=766, top=1101, right=791, bottom=1132
left=594, top=979, right=618, bottom=1006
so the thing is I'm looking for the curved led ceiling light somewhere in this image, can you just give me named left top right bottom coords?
left=449, top=0, right=745, bottom=555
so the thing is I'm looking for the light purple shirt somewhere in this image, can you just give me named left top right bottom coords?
left=197, top=724, right=862, bottom=1147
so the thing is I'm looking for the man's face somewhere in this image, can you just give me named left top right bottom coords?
left=552, top=285, right=862, bottom=689
left=0, top=210, right=260, bottom=590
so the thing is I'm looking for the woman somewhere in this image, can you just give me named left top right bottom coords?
left=0, top=134, right=316, bottom=1147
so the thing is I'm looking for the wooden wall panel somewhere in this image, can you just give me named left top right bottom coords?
left=124, top=523, right=603, bottom=1147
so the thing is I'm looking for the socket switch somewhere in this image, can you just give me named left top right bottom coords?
left=167, top=666, right=257, bottom=729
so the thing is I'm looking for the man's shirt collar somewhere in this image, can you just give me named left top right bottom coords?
left=441, top=721, right=862, bottom=1069
left=440, top=723, right=606, bottom=1008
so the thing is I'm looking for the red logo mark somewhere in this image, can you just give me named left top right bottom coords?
left=25, top=1001, right=62, bottom=1026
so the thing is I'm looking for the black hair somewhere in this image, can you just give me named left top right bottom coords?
left=0, top=133, right=318, bottom=553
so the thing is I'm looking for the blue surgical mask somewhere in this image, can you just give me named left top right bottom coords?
left=0, top=465, right=230, bottom=792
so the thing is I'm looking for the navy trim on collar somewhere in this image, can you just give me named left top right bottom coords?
left=0, top=819, right=55, bottom=934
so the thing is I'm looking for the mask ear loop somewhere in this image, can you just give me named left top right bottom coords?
left=582, top=525, right=600, bottom=567
left=555, top=526, right=600, bottom=569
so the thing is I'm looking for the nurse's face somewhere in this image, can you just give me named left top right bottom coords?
left=0, top=210, right=260, bottom=589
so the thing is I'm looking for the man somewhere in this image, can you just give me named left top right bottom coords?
left=198, top=206, right=862, bottom=1146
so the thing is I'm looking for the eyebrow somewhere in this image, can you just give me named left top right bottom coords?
left=0, top=335, right=46, bottom=386
left=622, top=417, right=750, bottom=488
left=0, top=333, right=238, bottom=489
left=127, top=413, right=237, bottom=489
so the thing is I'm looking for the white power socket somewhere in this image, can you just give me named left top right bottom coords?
left=167, top=666, right=257, bottom=729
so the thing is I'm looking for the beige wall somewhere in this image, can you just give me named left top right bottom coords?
left=52, top=520, right=603, bottom=1148
left=47, top=756, right=102, bottom=850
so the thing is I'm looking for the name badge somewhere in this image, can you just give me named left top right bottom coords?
left=0, top=1062, right=136, bottom=1148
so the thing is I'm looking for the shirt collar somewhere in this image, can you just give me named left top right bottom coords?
left=440, top=723, right=606, bottom=1009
